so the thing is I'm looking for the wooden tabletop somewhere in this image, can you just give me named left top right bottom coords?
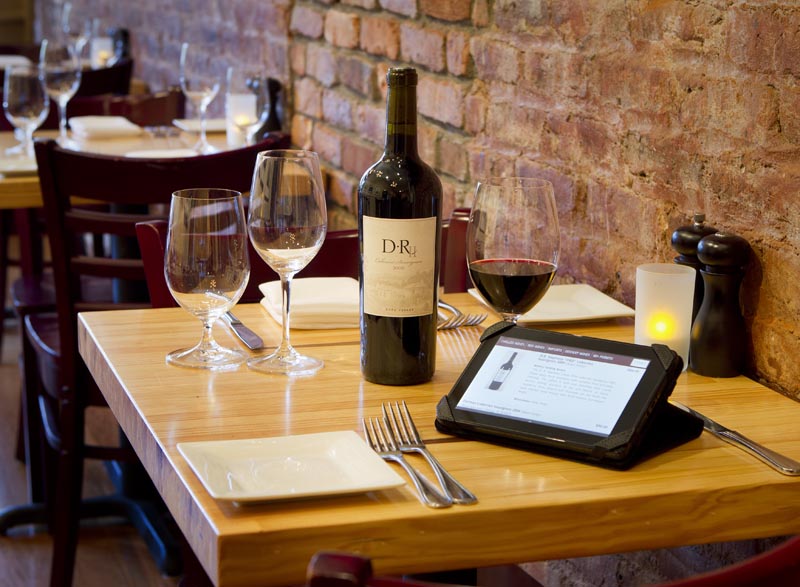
left=77, top=293, right=800, bottom=587
left=0, top=129, right=231, bottom=209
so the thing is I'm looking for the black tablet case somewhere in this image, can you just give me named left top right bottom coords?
left=435, top=324, right=704, bottom=470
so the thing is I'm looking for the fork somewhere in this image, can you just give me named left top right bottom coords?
left=363, top=417, right=452, bottom=508
left=437, top=300, right=487, bottom=330
left=383, top=401, right=478, bottom=505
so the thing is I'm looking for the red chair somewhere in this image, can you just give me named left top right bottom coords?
left=441, top=207, right=470, bottom=293
left=136, top=220, right=359, bottom=308
left=0, top=133, right=290, bottom=587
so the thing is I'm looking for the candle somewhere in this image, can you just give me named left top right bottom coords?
left=634, top=263, right=696, bottom=371
left=225, top=93, right=257, bottom=148
left=90, top=37, right=114, bottom=68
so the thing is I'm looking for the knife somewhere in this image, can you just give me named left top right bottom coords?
left=223, top=312, right=264, bottom=351
left=672, top=401, right=800, bottom=475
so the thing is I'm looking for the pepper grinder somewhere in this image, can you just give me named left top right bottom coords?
left=671, top=213, right=717, bottom=322
left=689, top=232, right=751, bottom=377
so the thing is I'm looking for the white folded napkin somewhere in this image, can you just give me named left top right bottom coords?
left=68, top=116, right=143, bottom=139
left=259, top=277, right=359, bottom=329
left=0, top=55, right=32, bottom=69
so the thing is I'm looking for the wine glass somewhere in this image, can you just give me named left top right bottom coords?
left=40, top=39, right=82, bottom=144
left=165, top=188, right=250, bottom=370
left=466, top=177, right=560, bottom=324
left=179, top=42, right=220, bottom=154
left=225, top=66, right=269, bottom=147
left=2, top=64, right=50, bottom=158
left=247, top=150, right=328, bottom=375
left=60, top=2, right=91, bottom=54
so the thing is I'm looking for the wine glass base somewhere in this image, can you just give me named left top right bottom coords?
left=5, top=142, right=27, bottom=157
left=193, top=139, right=219, bottom=155
left=247, top=350, right=323, bottom=376
left=166, top=345, right=246, bottom=370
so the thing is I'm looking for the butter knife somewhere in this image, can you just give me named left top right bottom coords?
left=223, top=312, right=264, bottom=351
left=673, top=401, right=800, bottom=475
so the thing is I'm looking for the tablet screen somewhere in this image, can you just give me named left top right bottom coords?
left=455, top=335, right=651, bottom=437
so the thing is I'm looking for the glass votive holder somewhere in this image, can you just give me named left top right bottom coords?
left=634, top=263, right=696, bottom=371
left=90, top=36, right=113, bottom=68
left=225, top=92, right=256, bottom=148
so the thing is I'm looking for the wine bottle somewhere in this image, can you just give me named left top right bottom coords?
left=489, top=352, right=517, bottom=390
left=358, top=67, right=442, bottom=385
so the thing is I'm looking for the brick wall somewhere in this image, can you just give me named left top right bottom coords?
left=37, top=0, right=800, bottom=400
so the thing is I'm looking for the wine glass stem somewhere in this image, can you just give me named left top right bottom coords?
left=198, top=318, right=218, bottom=351
left=58, top=98, right=69, bottom=140
left=199, top=103, right=209, bottom=147
left=23, top=127, right=35, bottom=158
left=278, top=274, right=293, bottom=356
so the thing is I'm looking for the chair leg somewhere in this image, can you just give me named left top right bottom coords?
left=0, top=209, right=10, bottom=363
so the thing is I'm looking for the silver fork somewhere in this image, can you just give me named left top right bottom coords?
left=383, top=401, right=478, bottom=505
left=363, top=417, right=452, bottom=508
left=437, top=300, right=487, bottom=330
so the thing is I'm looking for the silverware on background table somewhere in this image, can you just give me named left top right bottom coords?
left=437, top=300, right=487, bottom=330
left=673, top=401, right=800, bottom=475
left=223, top=311, right=264, bottom=351
left=383, top=401, right=477, bottom=504
left=363, top=417, right=452, bottom=508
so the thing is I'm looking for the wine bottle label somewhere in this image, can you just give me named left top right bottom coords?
left=362, top=215, right=436, bottom=317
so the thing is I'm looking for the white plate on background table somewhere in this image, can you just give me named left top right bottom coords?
left=468, top=283, right=635, bottom=324
left=0, top=156, right=37, bottom=177
left=178, top=430, right=405, bottom=504
left=172, top=118, right=227, bottom=133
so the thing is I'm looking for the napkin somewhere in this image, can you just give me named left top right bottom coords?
left=259, top=277, right=359, bottom=329
left=0, top=55, right=32, bottom=69
left=68, top=116, right=144, bottom=139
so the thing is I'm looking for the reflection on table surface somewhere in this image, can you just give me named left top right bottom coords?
left=77, top=292, right=800, bottom=587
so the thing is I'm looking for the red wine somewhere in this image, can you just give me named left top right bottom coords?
left=469, top=259, right=556, bottom=316
left=358, top=67, right=442, bottom=385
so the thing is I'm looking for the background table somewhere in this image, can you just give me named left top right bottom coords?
left=78, top=293, right=800, bottom=587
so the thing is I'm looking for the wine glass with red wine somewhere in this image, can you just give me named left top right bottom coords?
left=466, top=177, right=560, bottom=324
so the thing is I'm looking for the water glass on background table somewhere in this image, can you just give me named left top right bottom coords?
left=2, top=64, right=50, bottom=157
left=165, top=188, right=250, bottom=370
left=247, top=150, right=327, bottom=376
left=179, top=42, right=220, bottom=154
left=40, top=39, right=82, bottom=144
left=60, top=1, right=91, bottom=54
left=466, top=177, right=561, bottom=324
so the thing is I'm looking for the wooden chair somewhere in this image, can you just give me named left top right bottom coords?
left=135, top=220, right=359, bottom=308
left=1, top=133, right=289, bottom=587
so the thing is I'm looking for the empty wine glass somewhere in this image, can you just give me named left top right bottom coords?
left=165, top=189, right=250, bottom=370
left=179, top=42, right=220, bottom=154
left=247, top=150, right=328, bottom=375
left=225, top=66, right=269, bottom=147
left=2, top=64, right=50, bottom=158
left=40, top=39, right=82, bottom=144
left=466, top=177, right=560, bottom=324
left=60, top=2, right=91, bottom=54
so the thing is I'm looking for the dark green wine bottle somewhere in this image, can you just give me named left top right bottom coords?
left=358, top=67, right=443, bottom=385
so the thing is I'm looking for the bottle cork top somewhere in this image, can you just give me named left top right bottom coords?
left=387, top=67, right=417, bottom=87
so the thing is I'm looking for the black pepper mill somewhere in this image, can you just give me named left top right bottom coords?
left=671, top=214, right=717, bottom=322
left=689, top=232, right=751, bottom=377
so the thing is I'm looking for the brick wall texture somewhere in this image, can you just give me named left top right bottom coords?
left=36, top=0, right=800, bottom=401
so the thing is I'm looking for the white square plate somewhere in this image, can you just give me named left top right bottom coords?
left=469, top=283, right=634, bottom=324
left=0, top=156, right=37, bottom=177
left=172, top=118, right=227, bottom=133
left=177, top=430, right=405, bottom=503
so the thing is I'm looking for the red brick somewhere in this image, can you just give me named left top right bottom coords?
left=418, top=75, right=465, bottom=127
left=291, top=114, right=313, bottom=150
left=420, top=0, right=470, bottom=22
left=342, top=0, right=377, bottom=8
left=464, top=88, right=487, bottom=134
left=233, top=0, right=290, bottom=37
left=337, top=54, right=376, bottom=97
left=341, top=135, right=381, bottom=176
left=379, top=0, right=417, bottom=18
left=494, top=0, right=544, bottom=31
left=290, top=5, right=324, bottom=39
left=327, top=169, right=358, bottom=211
left=322, top=88, right=354, bottom=129
left=446, top=30, right=470, bottom=76
left=727, top=8, right=800, bottom=77
left=306, top=44, right=338, bottom=87
left=418, top=120, right=438, bottom=165
left=470, top=36, right=520, bottom=83
left=438, top=133, right=469, bottom=181
left=467, top=141, right=519, bottom=181
left=360, top=14, right=401, bottom=59
left=293, top=77, right=323, bottom=118
left=355, top=102, right=386, bottom=145
left=312, top=123, right=343, bottom=166
left=472, top=0, right=489, bottom=26
left=324, top=10, right=360, bottom=50
left=290, top=43, right=306, bottom=76
left=400, top=23, right=446, bottom=72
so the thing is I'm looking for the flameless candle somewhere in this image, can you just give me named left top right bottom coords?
left=90, top=37, right=113, bottom=68
left=634, top=263, right=696, bottom=371
left=225, top=92, right=257, bottom=148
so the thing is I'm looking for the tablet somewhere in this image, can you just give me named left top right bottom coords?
left=435, top=322, right=701, bottom=469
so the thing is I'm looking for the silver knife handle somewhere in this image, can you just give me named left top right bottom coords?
left=717, top=429, right=800, bottom=476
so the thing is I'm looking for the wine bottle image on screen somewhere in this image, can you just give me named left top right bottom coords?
left=489, top=352, right=517, bottom=390
left=358, top=67, right=442, bottom=385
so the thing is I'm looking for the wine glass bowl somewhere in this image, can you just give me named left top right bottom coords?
left=466, top=177, right=560, bottom=324
left=165, top=188, right=250, bottom=370
left=2, top=64, right=50, bottom=157
left=247, top=150, right=327, bottom=375
left=40, top=39, right=82, bottom=144
left=180, top=43, right=220, bottom=154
